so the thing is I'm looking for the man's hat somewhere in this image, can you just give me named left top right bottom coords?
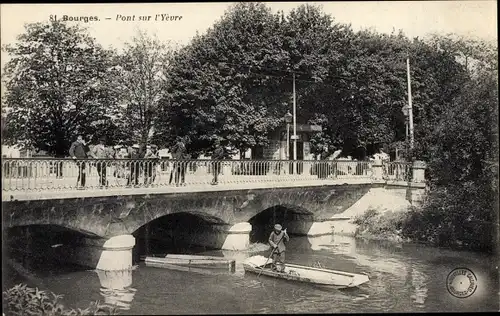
left=274, top=224, right=282, bottom=231
left=146, top=145, right=151, bottom=149
left=151, top=144, right=158, bottom=149
left=99, top=136, right=106, bottom=142
left=132, top=144, right=140, bottom=149
left=114, top=145, right=122, bottom=149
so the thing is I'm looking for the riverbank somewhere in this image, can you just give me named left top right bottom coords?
left=351, top=206, right=496, bottom=254
left=352, top=208, right=410, bottom=243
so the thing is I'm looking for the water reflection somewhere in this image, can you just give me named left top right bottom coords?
left=329, top=235, right=408, bottom=277
left=410, top=267, right=428, bottom=306
left=5, top=233, right=497, bottom=314
left=307, top=234, right=333, bottom=251
left=96, top=270, right=137, bottom=311
left=326, top=234, right=431, bottom=309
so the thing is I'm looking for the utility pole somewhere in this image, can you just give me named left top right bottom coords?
left=406, top=58, right=415, bottom=150
left=292, top=72, right=297, bottom=174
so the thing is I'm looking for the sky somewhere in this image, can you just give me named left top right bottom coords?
left=0, top=1, right=497, bottom=68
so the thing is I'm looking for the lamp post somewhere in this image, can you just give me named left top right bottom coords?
left=406, top=58, right=414, bottom=150
left=402, top=105, right=409, bottom=160
left=284, top=112, right=292, bottom=161
left=292, top=72, right=298, bottom=174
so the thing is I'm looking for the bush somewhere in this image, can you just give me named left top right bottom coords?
left=401, top=181, right=495, bottom=252
left=2, top=283, right=119, bottom=316
left=353, top=208, right=409, bottom=241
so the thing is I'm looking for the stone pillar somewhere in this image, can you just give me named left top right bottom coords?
left=371, top=159, right=384, bottom=182
left=97, top=235, right=136, bottom=271
left=66, top=234, right=135, bottom=271
left=221, top=222, right=252, bottom=251
left=412, top=160, right=426, bottom=183
left=306, top=221, right=333, bottom=236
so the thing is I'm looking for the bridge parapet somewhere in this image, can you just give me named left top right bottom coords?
left=2, top=158, right=420, bottom=200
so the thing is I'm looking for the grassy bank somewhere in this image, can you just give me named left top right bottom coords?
left=353, top=191, right=496, bottom=254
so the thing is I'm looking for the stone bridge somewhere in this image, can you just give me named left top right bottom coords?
left=2, top=158, right=427, bottom=271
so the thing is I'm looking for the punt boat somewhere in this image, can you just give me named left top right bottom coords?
left=243, top=255, right=369, bottom=289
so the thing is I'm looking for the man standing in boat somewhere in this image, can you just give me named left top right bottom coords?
left=268, top=224, right=290, bottom=273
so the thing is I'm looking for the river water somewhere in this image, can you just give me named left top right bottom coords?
left=3, top=235, right=499, bottom=314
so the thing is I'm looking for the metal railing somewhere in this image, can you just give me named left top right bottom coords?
left=1, top=158, right=412, bottom=192
left=384, top=161, right=412, bottom=182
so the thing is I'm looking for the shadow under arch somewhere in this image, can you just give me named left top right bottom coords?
left=248, top=204, right=315, bottom=244
left=131, top=211, right=230, bottom=261
left=4, top=224, right=100, bottom=277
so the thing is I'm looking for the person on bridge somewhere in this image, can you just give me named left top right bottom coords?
left=69, top=135, right=90, bottom=189
left=144, top=144, right=159, bottom=185
left=113, top=144, right=128, bottom=181
left=170, top=137, right=187, bottom=186
left=128, top=144, right=141, bottom=187
left=90, top=136, right=112, bottom=187
left=268, top=224, right=290, bottom=273
left=211, top=139, right=225, bottom=185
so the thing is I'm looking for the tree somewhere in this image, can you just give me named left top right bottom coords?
left=2, top=20, right=118, bottom=156
left=425, top=33, right=498, bottom=75
left=285, top=18, right=411, bottom=158
left=155, top=3, right=291, bottom=156
left=402, top=69, right=498, bottom=251
left=398, top=33, right=498, bottom=252
left=111, top=30, right=176, bottom=150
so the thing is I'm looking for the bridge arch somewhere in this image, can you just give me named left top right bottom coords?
left=131, top=211, right=231, bottom=258
left=248, top=204, right=315, bottom=243
left=4, top=222, right=102, bottom=239
left=4, top=224, right=103, bottom=271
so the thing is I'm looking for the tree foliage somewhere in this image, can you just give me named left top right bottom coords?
left=403, top=62, right=498, bottom=252
left=2, top=20, right=118, bottom=156
left=155, top=3, right=290, bottom=155
left=111, top=31, right=176, bottom=149
left=156, top=3, right=482, bottom=161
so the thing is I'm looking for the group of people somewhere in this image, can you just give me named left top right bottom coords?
left=69, top=135, right=161, bottom=188
left=166, top=136, right=227, bottom=186
left=68, top=135, right=227, bottom=189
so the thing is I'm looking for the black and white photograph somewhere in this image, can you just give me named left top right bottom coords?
left=1, top=1, right=498, bottom=314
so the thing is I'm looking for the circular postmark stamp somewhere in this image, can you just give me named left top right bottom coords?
left=446, top=267, right=478, bottom=298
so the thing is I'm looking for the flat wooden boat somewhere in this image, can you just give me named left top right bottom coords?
left=243, top=255, right=369, bottom=289
left=145, top=258, right=235, bottom=275
left=143, top=254, right=236, bottom=271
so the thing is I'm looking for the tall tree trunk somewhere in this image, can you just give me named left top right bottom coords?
left=139, top=130, right=149, bottom=157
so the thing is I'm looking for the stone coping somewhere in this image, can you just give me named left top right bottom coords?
left=2, top=178, right=425, bottom=202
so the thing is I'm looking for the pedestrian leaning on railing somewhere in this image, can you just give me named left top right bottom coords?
left=89, top=136, right=113, bottom=188
left=68, top=135, right=90, bottom=189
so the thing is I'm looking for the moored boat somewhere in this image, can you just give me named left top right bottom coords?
left=144, top=254, right=236, bottom=271
left=145, top=258, right=236, bottom=275
left=243, top=255, right=369, bottom=289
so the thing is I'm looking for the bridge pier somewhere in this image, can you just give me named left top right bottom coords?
left=306, top=222, right=334, bottom=236
left=97, top=235, right=136, bottom=271
left=221, top=222, right=252, bottom=251
left=67, top=234, right=136, bottom=271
